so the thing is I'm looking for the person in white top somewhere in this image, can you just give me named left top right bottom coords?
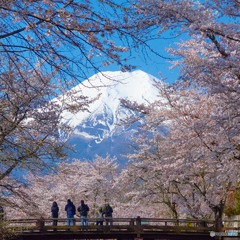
left=96, top=207, right=104, bottom=229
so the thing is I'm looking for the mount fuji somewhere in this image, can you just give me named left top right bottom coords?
left=61, top=70, right=161, bottom=164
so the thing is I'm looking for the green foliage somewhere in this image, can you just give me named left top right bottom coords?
left=185, top=217, right=193, bottom=227
left=224, top=206, right=237, bottom=218
left=0, top=220, right=21, bottom=240
left=224, top=190, right=240, bottom=217
left=235, top=191, right=240, bottom=215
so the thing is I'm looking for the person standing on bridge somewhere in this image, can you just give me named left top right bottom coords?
left=65, top=199, right=76, bottom=226
left=103, top=203, right=113, bottom=226
left=96, top=207, right=104, bottom=230
left=78, top=200, right=89, bottom=226
left=0, top=206, right=5, bottom=220
left=51, top=201, right=59, bottom=226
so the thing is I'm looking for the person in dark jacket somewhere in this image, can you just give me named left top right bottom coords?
left=103, top=203, right=113, bottom=226
left=0, top=206, right=5, bottom=220
left=77, top=200, right=89, bottom=226
left=51, top=201, right=59, bottom=226
left=65, top=199, right=76, bottom=226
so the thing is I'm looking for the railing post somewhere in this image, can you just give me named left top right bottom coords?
left=105, top=217, right=109, bottom=232
left=36, top=217, right=45, bottom=233
left=176, top=219, right=179, bottom=226
left=200, top=220, right=207, bottom=232
left=130, top=218, right=134, bottom=232
left=215, top=218, right=222, bottom=232
left=136, top=216, right=141, bottom=238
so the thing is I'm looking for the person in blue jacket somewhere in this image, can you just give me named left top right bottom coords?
left=51, top=201, right=59, bottom=226
left=65, top=199, right=76, bottom=226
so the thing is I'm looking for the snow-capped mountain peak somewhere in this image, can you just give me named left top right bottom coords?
left=61, top=70, right=161, bottom=162
left=62, top=70, right=159, bottom=129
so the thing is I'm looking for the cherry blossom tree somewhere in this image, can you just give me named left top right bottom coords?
left=117, top=0, right=240, bottom=219
left=121, top=84, right=240, bottom=219
left=5, top=154, right=169, bottom=219
left=130, top=0, right=240, bottom=98
left=0, top=59, right=104, bottom=211
left=0, top=0, right=139, bottom=81
left=5, top=155, right=120, bottom=219
left=0, top=0, right=144, bottom=213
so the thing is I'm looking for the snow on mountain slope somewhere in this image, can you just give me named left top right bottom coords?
left=61, top=70, right=161, bottom=163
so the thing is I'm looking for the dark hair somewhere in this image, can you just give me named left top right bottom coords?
left=52, top=201, right=58, bottom=207
left=81, top=200, right=84, bottom=204
left=67, top=199, right=71, bottom=203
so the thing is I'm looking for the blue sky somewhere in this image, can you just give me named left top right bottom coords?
left=95, top=35, right=182, bottom=84
left=82, top=1, right=185, bottom=85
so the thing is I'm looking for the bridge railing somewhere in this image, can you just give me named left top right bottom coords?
left=5, top=217, right=216, bottom=234
left=223, top=219, right=240, bottom=233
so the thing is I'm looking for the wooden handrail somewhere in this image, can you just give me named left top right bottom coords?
left=6, top=217, right=215, bottom=222
left=6, top=217, right=217, bottom=229
left=8, top=216, right=240, bottom=233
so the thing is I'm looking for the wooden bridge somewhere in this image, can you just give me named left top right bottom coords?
left=5, top=217, right=240, bottom=240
